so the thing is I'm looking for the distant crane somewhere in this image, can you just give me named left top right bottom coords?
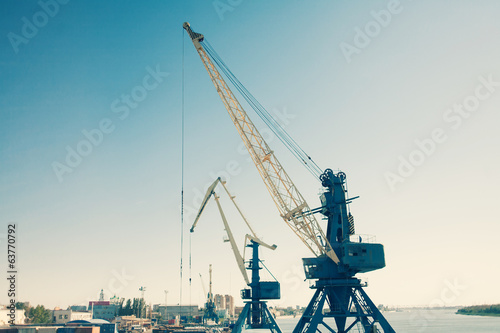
left=200, top=265, right=218, bottom=323
left=191, top=177, right=281, bottom=333
left=183, top=22, right=395, bottom=333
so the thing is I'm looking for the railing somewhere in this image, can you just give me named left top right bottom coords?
left=348, top=234, right=377, bottom=244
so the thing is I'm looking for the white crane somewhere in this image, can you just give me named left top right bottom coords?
left=190, top=177, right=276, bottom=285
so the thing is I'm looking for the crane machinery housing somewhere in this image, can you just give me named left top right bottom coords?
left=183, top=22, right=395, bottom=333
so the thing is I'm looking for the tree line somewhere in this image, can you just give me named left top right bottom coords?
left=116, top=298, right=147, bottom=318
left=457, top=304, right=500, bottom=316
left=15, top=303, right=52, bottom=324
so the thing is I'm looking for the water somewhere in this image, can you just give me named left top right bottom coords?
left=267, top=309, right=500, bottom=332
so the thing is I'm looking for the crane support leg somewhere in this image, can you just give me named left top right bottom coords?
left=262, top=302, right=281, bottom=333
left=292, top=288, right=331, bottom=333
left=233, top=301, right=281, bottom=333
left=293, top=279, right=395, bottom=333
left=232, top=303, right=250, bottom=333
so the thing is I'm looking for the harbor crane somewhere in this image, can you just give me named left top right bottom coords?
left=191, top=177, right=281, bottom=333
left=200, top=264, right=218, bottom=323
left=183, top=22, right=395, bottom=333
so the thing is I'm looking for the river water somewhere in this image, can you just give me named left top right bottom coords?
left=262, top=309, right=500, bottom=332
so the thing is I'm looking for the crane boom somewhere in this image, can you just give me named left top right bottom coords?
left=190, top=177, right=277, bottom=285
left=183, top=22, right=339, bottom=263
left=190, top=178, right=249, bottom=284
left=213, top=193, right=250, bottom=284
left=199, top=273, right=206, bottom=297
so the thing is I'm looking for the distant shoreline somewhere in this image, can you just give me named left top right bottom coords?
left=457, top=312, right=500, bottom=317
left=276, top=315, right=298, bottom=319
left=456, top=304, right=500, bottom=317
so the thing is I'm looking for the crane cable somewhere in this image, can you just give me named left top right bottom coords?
left=179, top=27, right=185, bottom=310
left=183, top=28, right=193, bottom=319
left=202, top=40, right=323, bottom=180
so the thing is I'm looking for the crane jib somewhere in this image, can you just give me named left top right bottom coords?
left=183, top=22, right=340, bottom=264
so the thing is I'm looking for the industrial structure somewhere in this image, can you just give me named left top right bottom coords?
left=183, top=22, right=395, bottom=333
left=235, top=240, right=281, bottom=333
left=199, top=265, right=218, bottom=323
left=191, top=178, right=281, bottom=332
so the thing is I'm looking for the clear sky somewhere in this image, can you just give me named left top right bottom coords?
left=1, top=0, right=500, bottom=310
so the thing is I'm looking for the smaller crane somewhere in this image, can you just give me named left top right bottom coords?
left=191, top=178, right=281, bottom=333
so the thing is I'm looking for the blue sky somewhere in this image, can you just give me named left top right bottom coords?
left=1, top=0, right=500, bottom=310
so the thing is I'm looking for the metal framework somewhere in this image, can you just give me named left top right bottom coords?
left=199, top=265, right=217, bottom=323
left=183, top=22, right=395, bottom=332
left=190, top=177, right=278, bottom=285
left=190, top=177, right=281, bottom=333
left=294, top=279, right=393, bottom=333
left=232, top=241, right=281, bottom=333
left=183, top=22, right=338, bottom=264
